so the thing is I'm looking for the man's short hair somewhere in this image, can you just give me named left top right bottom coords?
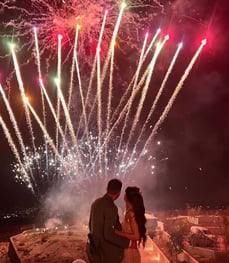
left=107, top=179, right=122, bottom=194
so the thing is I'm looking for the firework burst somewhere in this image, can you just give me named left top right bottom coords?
left=0, top=1, right=207, bottom=199
left=0, top=0, right=164, bottom=69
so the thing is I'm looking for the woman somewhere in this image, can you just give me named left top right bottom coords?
left=114, top=186, right=147, bottom=263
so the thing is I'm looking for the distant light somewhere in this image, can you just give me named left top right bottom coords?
left=112, top=40, right=117, bottom=47
left=54, top=77, right=59, bottom=85
left=76, top=24, right=81, bottom=30
left=157, top=141, right=161, bottom=145
left=97, top=45, right=101, bottom=52
left=24, top=96, right=30, bottom=103
left=58, top=34, right=63, bottom=40
left=156, top=42, right=161, bottom=48
left=121, top=2, right=127, bottom=8
left=201, top=39, right=207, bottom=45
left=164, top=34, right=169, bottom=40
left=9, top=43, right=15, bottom=50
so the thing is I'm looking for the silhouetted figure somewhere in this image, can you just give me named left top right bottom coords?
left=87, top=179, right=130, bottom=263
left=114, top=187, right=147, bottom=263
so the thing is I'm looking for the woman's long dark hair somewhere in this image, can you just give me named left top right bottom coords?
left=125, top=186, right=147, bottom=246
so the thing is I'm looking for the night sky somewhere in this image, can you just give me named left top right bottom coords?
left=0, top=0, right=228, bottom=212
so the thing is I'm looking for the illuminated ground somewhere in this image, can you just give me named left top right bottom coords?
left=9, top=227, right=88, bottom=263
left=5, top=226, right=164, bottom=263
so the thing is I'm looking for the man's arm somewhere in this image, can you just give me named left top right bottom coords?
left=103, top=206, right=129, bottom=248
left=114, top=213, right=140, bottom=240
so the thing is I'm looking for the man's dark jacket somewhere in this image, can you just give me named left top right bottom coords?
left=87, top=194, right=129, bottom=263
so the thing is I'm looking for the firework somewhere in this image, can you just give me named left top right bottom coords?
left=0, top=0, right=164, bottom=70
left=0, top=1, right=207, bottom=198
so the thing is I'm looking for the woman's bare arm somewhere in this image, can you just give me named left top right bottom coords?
left=114, top=211, right=140, bottom=241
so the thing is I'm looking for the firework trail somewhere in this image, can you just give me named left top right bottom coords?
left=55, top=78, right=80, bottom=161
left=10, top=45, right=40, bottom=168
left=117, top=32, right=149, bottom=154
left=84, top=3, right=132, bottom=148
left=0, top=113, right=34, bottom=192
left=0, top=83, right=37, bottom=186
left=110, top=28, right=161, bottom=126
left=124, top=42, right=182, bottom=172
left=96, top=33, right=102, bottom=148
left=103, top=50, right=162, bottom=152
left=74, top=48, right=87, bottom=133
left=121, top=35, right=169, bottom=165
left=140, top=42, right=183, bottom=141
left=97, top=5, right=124, bottom=152
left=34, top=27, right=48, bottom=168
left=131, top=36, right=169, bottom=136
left=101, top=2, right=126, bottom=86
left=67, top=25, right=80, bottom=141
left=39, top=79, right=70, bottom=153
left=0, top=84, right=27, bottom=160
left=33, top=28, right=42, bottom=79
left=104, top=30, right=115, bottom=176
left=104, top=9, right=114, bottom=135
left=141, top=29, right=161, bottom=66
left=25, top=99, right=64, bottom=168
left=106, top=39, right=115, bottom=135
left=79, top=5, right=124, bottom=169
left=137, top=39, right=207, bottom=164
left=67, top=25, right=79, bottom=113
left=78, top=10, right=108, bottom=139
left=55, top=34, right=63, bottom=154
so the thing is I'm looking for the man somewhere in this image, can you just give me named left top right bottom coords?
left=87, top=179, right=130, bottom=263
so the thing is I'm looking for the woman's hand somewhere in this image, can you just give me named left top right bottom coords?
left=114, top=228, right=121, bottom=235
left=129, top=240, right=137, bottom=249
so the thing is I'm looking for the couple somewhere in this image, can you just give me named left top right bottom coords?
left=86, top=178, right=146, bottom=263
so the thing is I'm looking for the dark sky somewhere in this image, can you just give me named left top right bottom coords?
left=0, top=0, right=228, bottom=212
